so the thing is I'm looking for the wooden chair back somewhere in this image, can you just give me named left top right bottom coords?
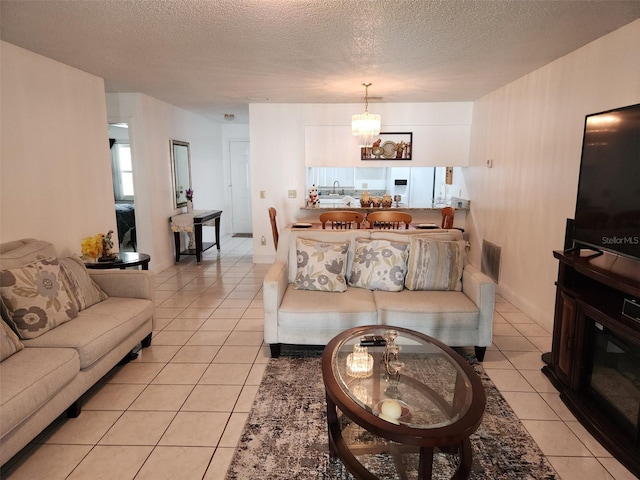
left=268, top=207, right=279, bottom=249
left=319, top=211, right=363, bottom=229
left=441, top=207, right=455, bottom=229
left=366, top=211, right=412, bottom=229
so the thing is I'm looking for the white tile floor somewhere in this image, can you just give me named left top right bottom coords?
left=2, top=235, right=636, bottom=480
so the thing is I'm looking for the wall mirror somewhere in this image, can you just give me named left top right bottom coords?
left=170, top=140, right=191, bottom=208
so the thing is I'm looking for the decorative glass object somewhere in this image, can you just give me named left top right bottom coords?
left=346, top=343, right=374, bottom=378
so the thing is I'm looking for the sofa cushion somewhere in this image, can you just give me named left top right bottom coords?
left=59, top=255, right=108, bottom=311
left=0, top=320, right=24, bottom=361
left=405, top=238, right=465, bottom=291
left=279, top=285, right=377, bottom=328
left=293, top=238, right=349, bottom=293
left=0, top=257, right=79, bottom=339
left=348, top=238, right=409, bottom=291
left=0, top=346, right=79, bottom=438
left=22, top=297, right=153, bottom=369
left=373, top=290, right=481, bottom=344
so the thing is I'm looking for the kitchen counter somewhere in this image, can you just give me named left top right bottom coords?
left=297, top=202, right=469, bottom=231
left=301, top=204, right=468, bottom=211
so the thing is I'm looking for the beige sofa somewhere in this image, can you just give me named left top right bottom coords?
left=264, top=228, right=495, bottom=360
left=0, top=239, right=155, bottom=466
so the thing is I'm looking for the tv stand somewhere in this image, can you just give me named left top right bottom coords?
left=562, top=245, right=603, bottom=258
left=543, top=249, right=640, bottom=477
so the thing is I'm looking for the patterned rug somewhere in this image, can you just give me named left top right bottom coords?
left=226, top=350, right=558, bottom=479
left=232, top=233, right=253, bottom=238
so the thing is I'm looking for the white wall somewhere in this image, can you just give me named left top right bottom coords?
left=0, top=41, right=228, bottom=272
left=0, top=42, right=116, bottom=255
left=464, top=20, right=640, bottom=331
left=249, top=102, right=472, bottom=262
left=106, top=93, right=226, bottom=272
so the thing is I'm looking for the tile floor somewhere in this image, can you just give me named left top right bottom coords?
left=2, top=235, right=637, bottom=480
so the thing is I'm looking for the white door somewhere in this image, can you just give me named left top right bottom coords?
left=229, top=141, right=252, bottom=234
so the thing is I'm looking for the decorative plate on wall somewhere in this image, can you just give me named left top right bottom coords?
left=382, top=141, right=396, bottom=158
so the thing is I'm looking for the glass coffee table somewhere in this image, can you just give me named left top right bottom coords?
left=322, top=326, right=486, bottom=480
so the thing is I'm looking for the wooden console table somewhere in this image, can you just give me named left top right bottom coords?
left=170, top=210, right=222, bottom=263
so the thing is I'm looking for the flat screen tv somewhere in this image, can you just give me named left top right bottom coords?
left=573, top=103, right=640, bottom=260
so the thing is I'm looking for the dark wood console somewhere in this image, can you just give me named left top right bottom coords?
left=543, top=249, right=640, bottom=477
left=170, top=210, right=222, bottom=263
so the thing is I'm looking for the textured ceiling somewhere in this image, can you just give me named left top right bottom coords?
left=2, top=0, right=639, bottom=123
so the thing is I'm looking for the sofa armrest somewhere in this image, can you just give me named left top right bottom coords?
left=461, top=264, right=495, bottom=347
left=89, top=270, right=155, bottom=302
left=263, top=260, right=288, bottom=344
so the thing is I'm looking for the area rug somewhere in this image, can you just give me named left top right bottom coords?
left=232, top=233, right=253, bottom=238
left=226, top=351, right=558, bottom=479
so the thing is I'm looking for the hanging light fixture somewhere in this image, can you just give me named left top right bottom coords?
left=352, top=83, right=381, bottom=147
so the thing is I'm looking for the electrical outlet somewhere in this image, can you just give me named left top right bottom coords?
left=362, top=183, right=368, bottom=189
left=486, top=159, right=493, bottom=168
left=288, top=190, right=297, bottom=198
left=260, top=236, right=266, bottom=246
left=260, top=190, right=266, bottom=199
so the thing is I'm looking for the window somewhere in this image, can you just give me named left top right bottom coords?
left=111, top=143, right=134, bottom=200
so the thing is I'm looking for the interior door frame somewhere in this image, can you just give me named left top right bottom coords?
left=228, top=139, right=252, bottom=235
left=108, top=116, right=142, bottom=252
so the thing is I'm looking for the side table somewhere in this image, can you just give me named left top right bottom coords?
left=84, top=252, right=151, bottom=270
left=170, top=210, right=222, bottom=263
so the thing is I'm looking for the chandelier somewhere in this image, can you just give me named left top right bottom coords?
left=352, top=83, right=381, bottom=147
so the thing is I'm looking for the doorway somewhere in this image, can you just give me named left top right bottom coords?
left=108, top=123, right=137, bottom=251
left=229, top=140, right=252, bottom=235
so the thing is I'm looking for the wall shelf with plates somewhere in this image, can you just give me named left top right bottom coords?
left=361, top=132, right=412, bottom=160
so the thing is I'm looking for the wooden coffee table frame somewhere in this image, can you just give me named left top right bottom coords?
left=322, top=326, right=486, bottom=480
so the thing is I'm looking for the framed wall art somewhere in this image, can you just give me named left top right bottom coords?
left=361, top=132, right=412, bottom=161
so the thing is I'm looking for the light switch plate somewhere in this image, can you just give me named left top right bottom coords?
left=288, top=190, right=296, bottom=198
left=260, top=190, right=266, bottom=199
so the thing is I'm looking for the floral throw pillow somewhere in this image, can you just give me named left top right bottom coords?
left=294, top=238, right=349, bottom=292
left=348, top=238, right=409, bottom=291
left=405, top=238, right=465, bottom=291
left=0, top=257, right=79, bottom=339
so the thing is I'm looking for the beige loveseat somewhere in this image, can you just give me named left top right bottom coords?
left=263, top=228, right=494, bottom=360
left=0, top=239, right=155, bottom=466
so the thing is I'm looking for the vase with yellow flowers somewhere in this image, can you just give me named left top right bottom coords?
left=81, top=234, right=103, bottom=262
left=81, top=230, right=117, bottom=262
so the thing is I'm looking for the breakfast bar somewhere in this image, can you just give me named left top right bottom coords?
left=298, top=204, right=468, bottom=230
